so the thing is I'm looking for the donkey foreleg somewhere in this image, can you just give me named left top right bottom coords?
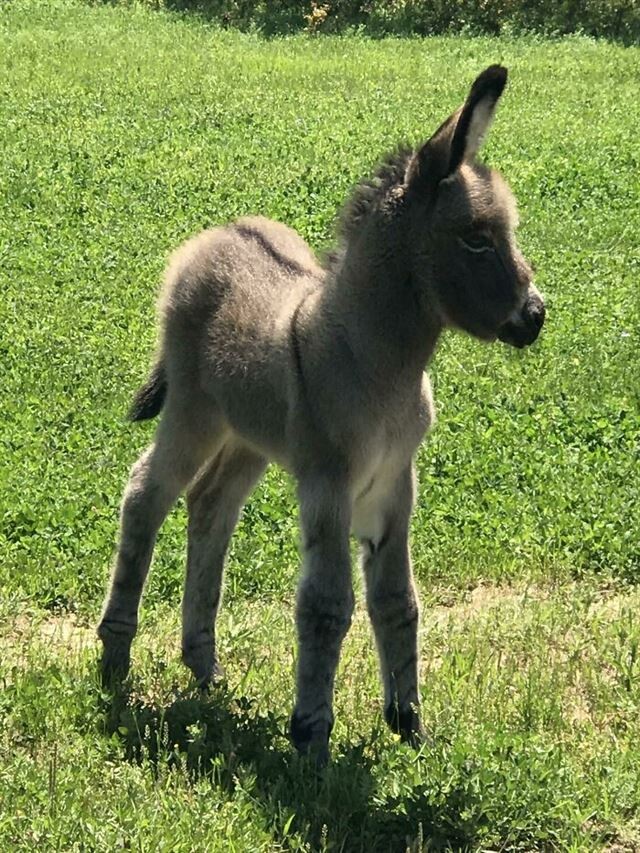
left=182, top=444, right=266, bottom=685
left=358, top=465, right=424, bottom=746
left=291, top=478, right=353, bottom=765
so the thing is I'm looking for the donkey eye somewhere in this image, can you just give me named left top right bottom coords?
left=460, top=234, right=494, bottom=254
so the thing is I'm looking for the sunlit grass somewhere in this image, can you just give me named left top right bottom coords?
left=2, top=581, right=640, bottom=849
left=1, top=1, right=639, bottom=848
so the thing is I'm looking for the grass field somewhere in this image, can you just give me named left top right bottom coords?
left=1, top=0, right=639, bottom=849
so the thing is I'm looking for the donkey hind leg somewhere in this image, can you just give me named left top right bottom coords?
left=355, top=465, right=424, bottom=746
left=182, top=444, right=267, bottom=686
left=291, top=477, right=354, bottom=766
left=98, top=407, right=223, bottom=683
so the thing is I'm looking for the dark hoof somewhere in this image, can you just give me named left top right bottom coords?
left=385, top=703, right=425, bottom=748
left=99, top=641, right=131, bottom=688
left=290, top=710, right=332, bottom=768
left=182, top=644, right=225, bottom=689
left=194, top=661, right=225, bottom=692
left=97, top=622, right=133, bottom=687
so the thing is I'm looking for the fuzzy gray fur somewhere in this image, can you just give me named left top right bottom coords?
left=98, top=65, right=545, bottom=764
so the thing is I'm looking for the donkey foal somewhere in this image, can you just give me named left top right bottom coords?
left=98, top=65, right=545, bottom=764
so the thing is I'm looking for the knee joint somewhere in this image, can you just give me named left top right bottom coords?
left=297, top=585, right=354, bottom=640
left=367, top=589, right=418, bottom=624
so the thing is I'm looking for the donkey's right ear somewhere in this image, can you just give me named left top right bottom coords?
left=408, top=65, right=508, bottom=192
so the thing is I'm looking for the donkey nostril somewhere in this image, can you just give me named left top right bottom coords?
left=532, top=304, right=546, bottom=330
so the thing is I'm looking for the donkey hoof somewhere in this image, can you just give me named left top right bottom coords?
left=182, top=644, right=224, bottom=688
left=290, top=710, right=332, bottom=767
left=99, top=641, right=131, bottom=687
left=97, top=623, right=133, bottom=686
left=385, top=704, right=425, bottom=748
left=194, top=661, right=225, bottom=692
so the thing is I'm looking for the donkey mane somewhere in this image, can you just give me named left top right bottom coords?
left=338, top=145, right=414, bottom=240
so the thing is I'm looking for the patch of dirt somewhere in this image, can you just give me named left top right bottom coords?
left=423, top=581, right=640, bottom=630
left=1, top=611, right=96, bottom=668
left=423, top=582, right=549, bottom=629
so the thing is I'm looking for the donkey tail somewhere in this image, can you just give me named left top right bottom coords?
left=128, top=361, right=167, bottom=422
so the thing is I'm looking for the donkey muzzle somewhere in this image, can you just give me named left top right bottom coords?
left=498, top=290, right=545, bottom=348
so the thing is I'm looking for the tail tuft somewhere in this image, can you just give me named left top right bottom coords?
left=128, top=362, right=167, bottom=421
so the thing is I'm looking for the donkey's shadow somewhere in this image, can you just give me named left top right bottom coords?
left=102, top=682, right=477, bottom=852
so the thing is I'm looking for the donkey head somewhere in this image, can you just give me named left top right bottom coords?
left=409, top=65, right=545, bottom=348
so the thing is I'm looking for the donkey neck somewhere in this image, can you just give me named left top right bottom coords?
left=320, top=231, right=441, bottom=388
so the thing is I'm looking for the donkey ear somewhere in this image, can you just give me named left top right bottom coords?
left=409, top=65, right=508, bottom=190
left=448, top=64, right=508, bottom=171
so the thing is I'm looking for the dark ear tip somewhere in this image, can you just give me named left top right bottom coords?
left=472, top=64, right=508, bottom=99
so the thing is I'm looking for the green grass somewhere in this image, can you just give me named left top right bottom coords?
left=1, top=0, right=639, bottom=848
left=4, top=584, right=640, bottom=849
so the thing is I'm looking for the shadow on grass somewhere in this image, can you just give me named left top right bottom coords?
left=100, top=681, right=482, bottom=851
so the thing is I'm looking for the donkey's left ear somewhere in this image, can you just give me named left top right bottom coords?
left=448, top=64, right=508, bottom=174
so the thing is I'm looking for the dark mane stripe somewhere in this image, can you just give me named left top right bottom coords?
left=338, top=146, right=414, bottom=240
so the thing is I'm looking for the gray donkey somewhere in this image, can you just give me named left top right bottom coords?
left=98, top=65, right=545, bottom=764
